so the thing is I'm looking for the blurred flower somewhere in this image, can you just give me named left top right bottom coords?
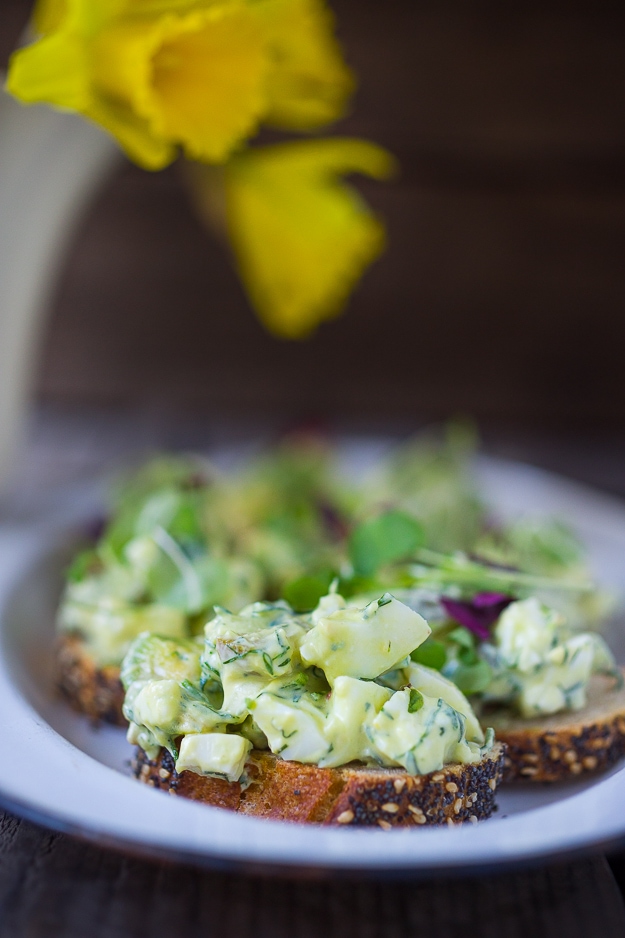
left=7, top=0, right=354, bottom=169
left=192, top=138, right=396, bottom=338
left=7, top=0, right=394, bottom=338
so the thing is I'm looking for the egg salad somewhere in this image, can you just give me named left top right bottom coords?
left=122, top=592, right=491, bottom=783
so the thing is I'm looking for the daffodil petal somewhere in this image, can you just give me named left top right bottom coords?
left=73, top=0, right=128, bottom=34
left=7, top=21, right=173, bottom=170
left=194, top=138, right=396, bottom=338
left=33, top=0, right=68, bottom=35
left=258, top=0, right=355, bottom=131
left=121, top=0, right=219, bottom=14
left=44, top=0, right=128, bottom=35
left=87, top=95, right=176, bottom=170
left=31, top=0, right=121, bottom=36
left=6, top=32, right=90, bottom=111
left=148, top=7, right=268, bottom=163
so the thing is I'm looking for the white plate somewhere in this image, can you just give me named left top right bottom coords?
left=1, top=455, right=625, bottom=876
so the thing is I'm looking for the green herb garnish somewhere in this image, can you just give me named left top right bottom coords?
left=408, top=688, right=424, bottom=713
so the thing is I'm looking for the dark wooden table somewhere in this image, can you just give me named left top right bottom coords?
left=0, top=809, right=624, bottom=938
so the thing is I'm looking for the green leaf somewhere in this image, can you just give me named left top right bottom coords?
left=447, top=627, right=479, bottom=665
left=337, top=574, right=380, bottom=598
left=408, top=688, right=424, bottom=713
left=451, top=660, right=492, bottom=695
left=65, top=548, right=100, bottom=583
left=447, top=626, right=475, bottom=650
left=349, top=510, right=424, bottom=577
left=282, top=573, right=334, bottom=612
left=410, top=639, right=447, bottom=671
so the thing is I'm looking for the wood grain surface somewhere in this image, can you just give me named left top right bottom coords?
left=0, top=809, right=623, bottom=938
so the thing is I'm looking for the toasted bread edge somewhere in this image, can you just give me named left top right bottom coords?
left=132, top=743, right=506, bottom=827
left=496, top=714, right=625, bottom=782
left=57, top=634, right=125, bottom=726
left=485, top=672, right=625, bottom=782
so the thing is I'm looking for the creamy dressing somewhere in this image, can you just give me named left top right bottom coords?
left=369, top=689, right=482, bottom=775
left=122, top=593, right=487, bottom=782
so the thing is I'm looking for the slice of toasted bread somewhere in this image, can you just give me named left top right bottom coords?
left=478, top=673, right=625, bottom=782
left=57, top=634, right=125, bottom=726
left=131, top=743, right=505, bottom=827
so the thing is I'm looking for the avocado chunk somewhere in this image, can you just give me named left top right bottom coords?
left=300, top=594, right=431, bottom=684
left=407, top=662, right=484, bottom=743
left=369, top=688, right=482, bottom=776
left=320, top=676, right=391, bottom=768
left=121, top=633, right=202, bottom=689
left=176, top=733, right=252, bottom=782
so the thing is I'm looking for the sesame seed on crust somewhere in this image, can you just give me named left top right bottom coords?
left=131, top=743, right=506, bottom=828
left=478, top=672, right=625, bottom=783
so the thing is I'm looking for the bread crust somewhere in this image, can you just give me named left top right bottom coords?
left=57, top=634, right=125, bottom=726
left=131, top=743, right=506, bottom=827
left=479, top=673, right=625, bottom=782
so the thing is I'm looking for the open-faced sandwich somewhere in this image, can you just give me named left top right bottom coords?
left=123, top=592, right=504, bottom=826
left=56, top=429, right=624, bottom=791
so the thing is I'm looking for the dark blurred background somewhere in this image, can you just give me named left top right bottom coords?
left=2, top=0, right=625, bottom=441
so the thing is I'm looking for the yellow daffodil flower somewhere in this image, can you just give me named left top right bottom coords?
left=7, top=0, right=354, bottom=169
left=192, top=138, right=397, bottom=338
left=8, top=0, right=393, bottom=337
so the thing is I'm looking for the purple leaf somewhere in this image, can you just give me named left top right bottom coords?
left=441, top=592, right=513, bottom=641
left=471, top=591, right=510, bottom=609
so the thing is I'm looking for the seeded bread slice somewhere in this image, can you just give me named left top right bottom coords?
left=132, top=742, right=505, bottom=827
left=478, top=672, right=625, bottom=782
left=57, top=634, right=125, bottom=726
